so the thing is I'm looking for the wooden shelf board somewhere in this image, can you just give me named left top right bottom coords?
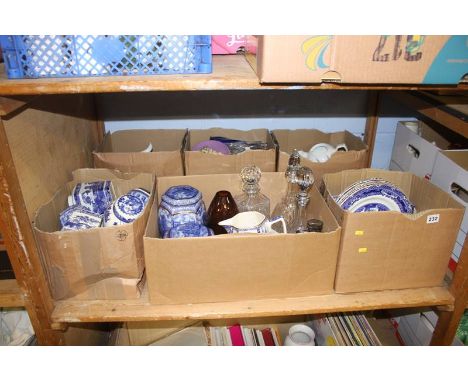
left=52, top=286, right=453, bottom=323
left=0, top=279, right=25, bottom=308
left=391, top=91, right=468, bottom=139
left=1, top=56, right=467, bottom=96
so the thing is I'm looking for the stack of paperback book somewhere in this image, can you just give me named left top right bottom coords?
left=311, top=312, right=382, bottom=346
left=206, top=324, right=282, bottom=346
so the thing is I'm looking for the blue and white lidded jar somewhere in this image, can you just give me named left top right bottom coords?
left=163, top=222, right=214, bottom=238
left=158, top=185, right=207, bottom=237
left=103, top=194, right=145, bottom=227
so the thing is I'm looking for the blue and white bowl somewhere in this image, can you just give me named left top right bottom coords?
left=163, top=223, right=214, bottom=238
left=60, top=205, right=103, bottom=231
left=68, top=181, right=114, bottom=215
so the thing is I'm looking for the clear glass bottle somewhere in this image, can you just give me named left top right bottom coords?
left=290, top=166, right=315, bottom=233
left=234, top=165, right=270, bottom=217
left=272, top=150, right=301, bottom=229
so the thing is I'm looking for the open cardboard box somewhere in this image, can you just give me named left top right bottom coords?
left=184, top=128, right=276, bottom=175
left=144, top=172, right=341, bottom=304
left=274, top=129, right=368, bottom=185
left=93, top=129, right=186, bottom=176
left=322, top=169, right=464, bottom=293
left=246, top=36, right=468, bottom=84
left=33, top=168, right=155, bottom=300
left=389, top=121, right=452, bottom=179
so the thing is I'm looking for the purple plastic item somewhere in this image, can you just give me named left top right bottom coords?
left=192, top=140, right=230, bottom=155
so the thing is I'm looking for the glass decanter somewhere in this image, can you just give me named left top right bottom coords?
left=289, top=166, right=315, bottom=233
left=234, top=165, right=270, bottom=217
left=272, top=149, right=301, bottom=230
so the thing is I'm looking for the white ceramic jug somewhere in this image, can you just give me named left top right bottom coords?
left=299, top=142, right=348, bottom=163
left=218, top=211, right=287, bottom=234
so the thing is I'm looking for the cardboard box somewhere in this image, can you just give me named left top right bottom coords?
left=274, top=129, right=368, bottom=185
left=144, top=172, right=341, bottom=304
left=93, top=129, right=186, bottom=176
left=430, top=150, right=468, bottom=269
left=390, top=121, right=451, bottom=180
left=112, top=320, right=200, bottom=346
left=33, top=168, right=155, bottom=300
left=184, top=128, right=276, bottom=175
left=390, top=309, right=463, bottom=346
left=431, top=151, right=468, bottom=234
left=246, top=35, right=468, bottom=84
left=323, top=169, right=464, bottom=293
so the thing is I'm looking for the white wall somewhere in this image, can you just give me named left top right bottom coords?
left=99, top=91, right=416, bottom=169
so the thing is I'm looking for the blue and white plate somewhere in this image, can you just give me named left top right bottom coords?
left=335, top=178, right=415, bottom=214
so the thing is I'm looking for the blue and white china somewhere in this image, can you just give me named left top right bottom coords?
left=335, top=178, right=415, bottom=214
left=68, top=181, right=114, bottom=215
left=161, top=185, right=202, bottom=207
left=60, top=205, right=103, bottom=231
left=128, top=188, right=150, bottom=205
left=158, top=185, right=206, bottom=237
left=112, top=194, right=146, bottom=224
left=163, top=222, right=214, bottom=238
left=218, top=211, right=287, bottom=234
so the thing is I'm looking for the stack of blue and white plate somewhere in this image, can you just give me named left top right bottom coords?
left=334, top=178, right=415, bottom=213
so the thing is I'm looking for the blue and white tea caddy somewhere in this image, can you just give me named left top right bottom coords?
left=158, top=185, right=207, bottom=237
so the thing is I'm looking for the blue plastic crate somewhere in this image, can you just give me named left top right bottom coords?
left=0, top=35, right=212, bottom=78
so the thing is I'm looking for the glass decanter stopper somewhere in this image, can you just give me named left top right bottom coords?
left=290, top=166, right=315, bottom=233
left=272, top=150, right=301, bottom=229
left=234, top=165, right=270, bottom=217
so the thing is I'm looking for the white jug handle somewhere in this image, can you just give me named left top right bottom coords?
left=268, top=215, right=287, bottom=233
left=335, top=143, right=348, bottom=152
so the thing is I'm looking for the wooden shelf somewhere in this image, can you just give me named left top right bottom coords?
left=1, top=55, right=467, bottom=96
left=0, top=279, right=24, bottom=308
left=392, top=91, right=468, bottom=139
left=52, top=286, right=453, bottom=323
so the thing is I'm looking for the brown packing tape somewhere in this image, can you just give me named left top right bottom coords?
left=322, top=169, right=464, bottom=293
left=33, top=168, right=155, bottom=300
left=184, top=128, right=277, bottom=175
left=144, top=172, right=341, bottom=304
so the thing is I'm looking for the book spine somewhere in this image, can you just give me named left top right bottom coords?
left=228, top=325, right=245, bottom=346
left=262, top=328, right=275, bottom=346
left=326, top=316, right=344, bottom=346
left=256, top=329, right=265, bottom=346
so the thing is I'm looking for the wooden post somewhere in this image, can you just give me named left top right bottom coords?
left=0, top=117, right=64, bottom=345
left=363, top=91, right=380, bottom=167
left=431, top=235, right=468, bottom=345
